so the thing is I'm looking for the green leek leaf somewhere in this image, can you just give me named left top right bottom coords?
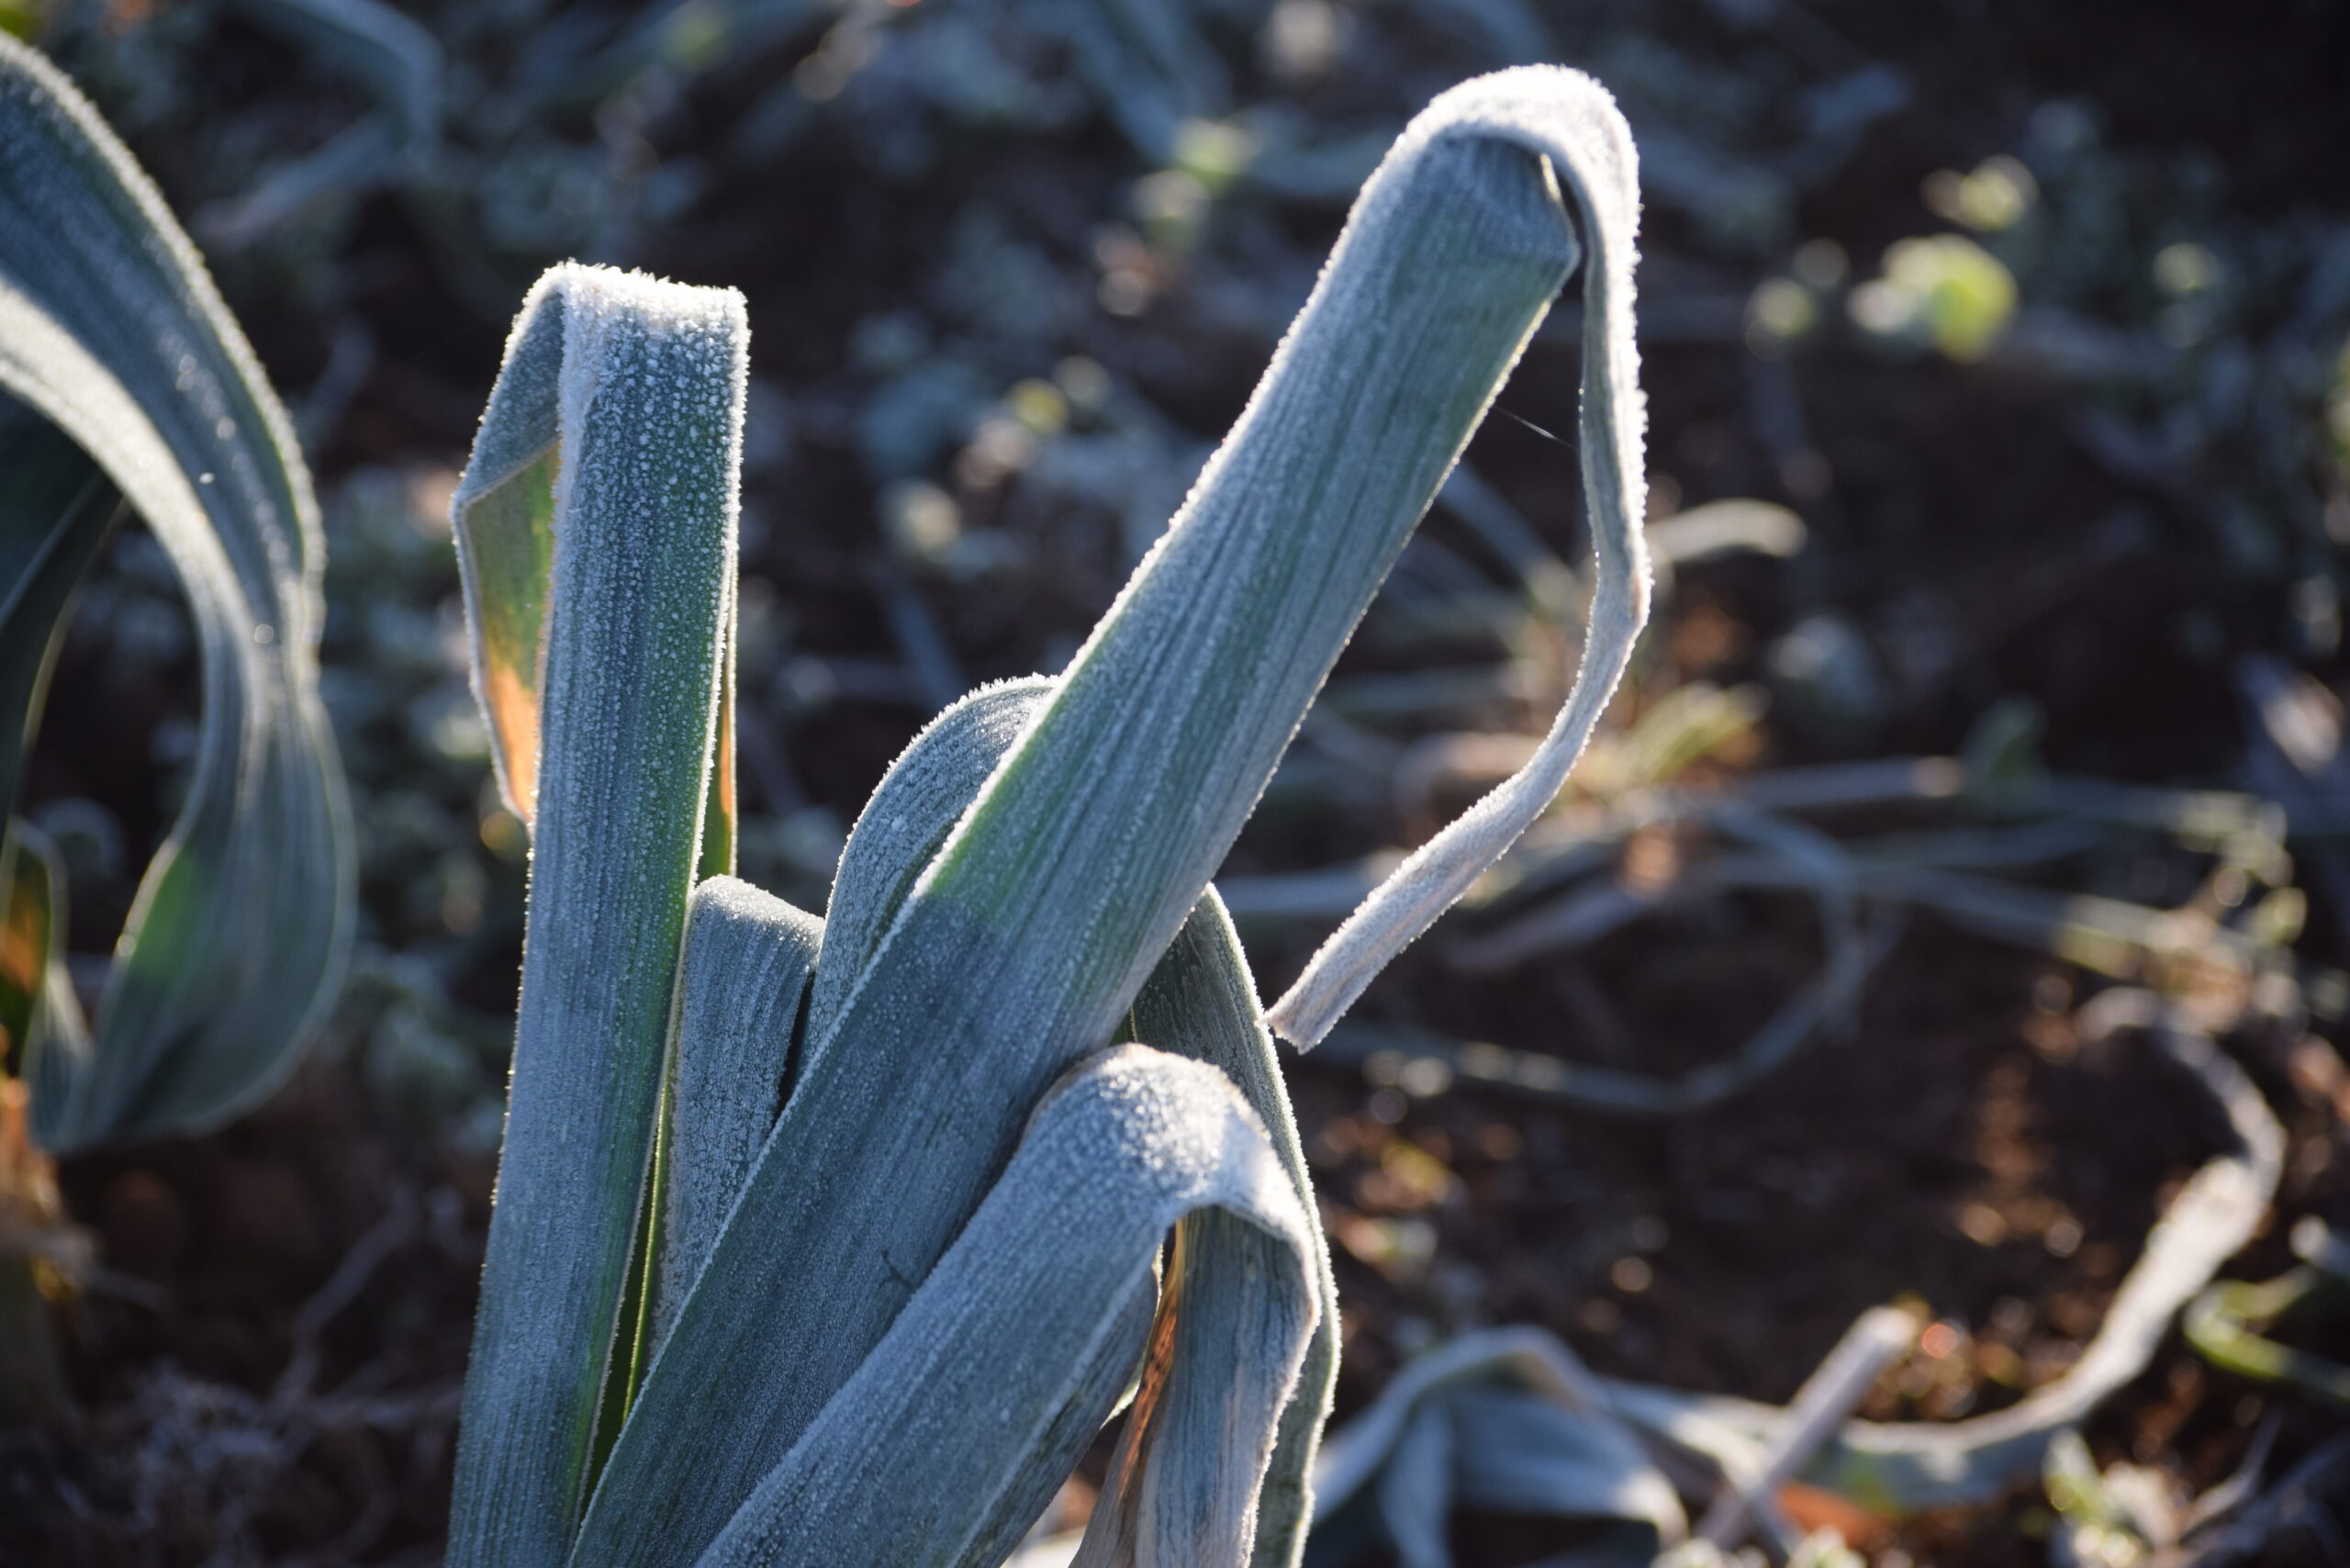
left=0, top=35, right=353, bottom=1148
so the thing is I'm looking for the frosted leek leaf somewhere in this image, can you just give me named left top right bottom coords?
left=692, top=1046, right=1316, bottom=1568
left=803, top=675, right=1056, bottom=1048
left=587, top=67, right=1646, bottom=1566
left=779, top=678, right=1333, bottom=1566
left=596, top=687, right=1337, bottom=1567
left=446, top=264, right=744, bottom=1568
left=653, top=875, right=822, bottom=1353
left=448, top=279, right=739, bottom=865
left=1126, top=893, right=1338, bottom=1568
left=0, top=36, right=353, bottom=1149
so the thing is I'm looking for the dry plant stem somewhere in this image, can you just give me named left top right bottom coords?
left=1695, top=1305, right=1919, bottom=1547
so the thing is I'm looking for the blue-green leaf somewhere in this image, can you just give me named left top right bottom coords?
left=692, top=1046, right=1316, bottom=1568
left=586, top=68, right=1646, bottom=1566
left=0, top=34, right=353, bottom=1148
left=655, top=875, right=822, bottom=1353
left=446, top=263, right=744, bottom=1568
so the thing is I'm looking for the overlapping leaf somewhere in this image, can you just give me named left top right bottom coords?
left=445, top=264, right=744, bottom=1568
left=693, top=1047, right=1315, bottom=1568
left=0, top=35, right=352, bottom=1149
left=585, top=69, right=1646, bottom=1565
left=645, top=677, right=1332, bottom=1566
left=654, top=875, right=820, bottom=1353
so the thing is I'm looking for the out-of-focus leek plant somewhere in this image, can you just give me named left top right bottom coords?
left=442, top=65, right=1648, bottom=1568
left=0, top=34, right=354, bottom=1416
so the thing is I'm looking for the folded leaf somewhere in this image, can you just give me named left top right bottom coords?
left=1126, top=892, right=1339, bottom=1568
left=692, top=1046, right=1316, bottom=1568
left=588, top=70, right=1641, bottom=1562
left=0, top=35, right=353, bottom=1148
left=447, top=264, right=744, bottom=1568
left=1265, top=69, right=1648, bottom=1047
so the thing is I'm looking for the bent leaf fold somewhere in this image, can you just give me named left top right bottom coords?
left=0, top=35, right=353, bottom=1148
left=447, top=263, right=744, bottom=1568
left=588, top=69, right=1644, bottom=1566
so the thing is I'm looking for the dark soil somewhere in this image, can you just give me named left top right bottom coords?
left=8, top=1, right=2350, bottom=1564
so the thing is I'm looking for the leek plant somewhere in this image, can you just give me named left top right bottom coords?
left=0, top=32, right=354, bottom=1419
left=445, top=65, right=1648, bottom=1568
left=0, top=35, right=353, bottom=1151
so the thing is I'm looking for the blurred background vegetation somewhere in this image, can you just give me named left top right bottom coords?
left=5, top=0, right=2350, bottom=1563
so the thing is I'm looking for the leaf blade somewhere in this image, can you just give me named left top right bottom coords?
left=654, top=875, right=822, bottom=1354
left=446, top=263, right=744, bottom=1568
left=0, top=34, right=354, bottom=1148
left=690, top=1046, right=1315, bottom=1568
left=586, top=70, right=1639, bottom=1563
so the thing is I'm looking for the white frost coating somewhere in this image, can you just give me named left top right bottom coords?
left=1267, top=66, right=1651, bottom=1047
left=804, top=675, right=1055, bottom=1050
left=1127, top=893, right=1339, bottom=1568
left=0, top=35, right=352, bottom=1148
left=449, top=261, right=752, bottom=822
left=447, top=262, right=745, bottom=1568
left=692, top=1047, right=1317, bottom=1568
left=586, top=71, right=1623, bottom=1565
left=656, top=876, right=822, bottom=1354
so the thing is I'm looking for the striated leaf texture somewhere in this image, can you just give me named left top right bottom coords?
left=1123, top=893, right=1339, bottom=1568
left=606, top=672, right=1344, bottom=1561
left=446, top=263, right=744, bottom=1568
left=449, top=276, right=738, bottom=862
left=1263, top=69, right=1648, bottom=1047
left=803, top=675, right=1055, bottom=1049
left=653, top=874, right=822, bottom=1354
left=583, top=67, right=1643, bottom=1566
left=0, top=35, right=353, bottom=1149
left=690, top=1046, right=1316, bottom=1568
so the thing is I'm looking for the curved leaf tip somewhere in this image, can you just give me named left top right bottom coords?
left=450, top=261, right=748, bottom=823
left=1266, top=64, right=1653, bottom=1047
left=0, top=30, right=352, bottom=1148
